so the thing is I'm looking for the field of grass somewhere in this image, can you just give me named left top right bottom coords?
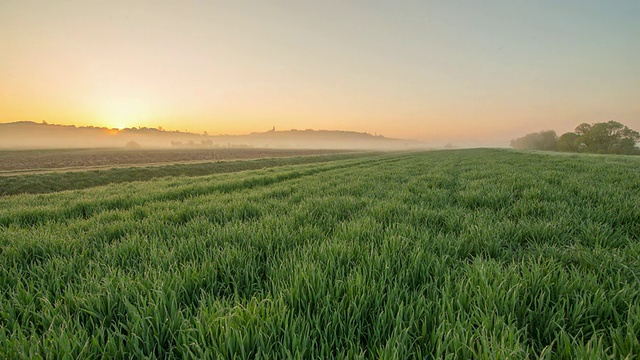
left=0, top=152, right=370, bottom=197
left=1, top=149, right=639, bottom=358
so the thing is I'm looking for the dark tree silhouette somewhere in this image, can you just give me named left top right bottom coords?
left=510, top=130, right=558, bottom=151
left=125, top=141, right=141, bottom=149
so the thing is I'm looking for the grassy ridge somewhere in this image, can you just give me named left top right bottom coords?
left=0, top=152, right=371, bottom=197
left=1, top=149, right=639, bottom=358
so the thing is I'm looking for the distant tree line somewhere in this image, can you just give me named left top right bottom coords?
left=511, top=121, right=640, bottom=155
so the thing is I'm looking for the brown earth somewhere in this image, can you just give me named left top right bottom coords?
left=0, top=148, right=351, bottom=173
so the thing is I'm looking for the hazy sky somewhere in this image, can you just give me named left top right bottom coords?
left=1, top=1, right=639, bottom=145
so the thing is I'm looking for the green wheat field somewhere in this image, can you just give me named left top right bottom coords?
left=1, top=149, right=639, bottom=358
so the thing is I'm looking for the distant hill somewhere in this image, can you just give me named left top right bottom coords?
left=0, top=121, right=423, bottom=150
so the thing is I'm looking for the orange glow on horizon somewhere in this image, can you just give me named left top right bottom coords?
left=1, top=1, right=638, bottom=146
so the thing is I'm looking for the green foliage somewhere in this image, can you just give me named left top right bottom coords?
left=562, top=121, right=640, bottom=155
left=557, top=132, right=580, bottom=152
left=0, top=153, right=368, bottom=197
left=510, top=130, right=558, bottom=151
left=515, top=121, right=640, bottom=155
left=1, top=149, right=639, bottom=358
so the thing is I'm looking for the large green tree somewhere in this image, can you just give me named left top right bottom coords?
left=557, top=132, right=580, bottom=152
left=561, top=121, right=640, bottom=154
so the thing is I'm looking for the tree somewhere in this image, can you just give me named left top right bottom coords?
left=510, top=130, right=558, bottom=151
left=575, top=123, right=592, bottom=137
left=557, top=132, right=579, bottom=152
left=125, top=141, right=141, bottom=149
left=575, top=121, right=639, bottom=154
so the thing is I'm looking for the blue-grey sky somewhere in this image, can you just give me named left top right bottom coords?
left=1, top=0, right=638, bottom=145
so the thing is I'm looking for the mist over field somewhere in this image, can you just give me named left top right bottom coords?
left=0, top=121, right=422, bottom=150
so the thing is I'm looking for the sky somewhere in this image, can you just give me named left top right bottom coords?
left=1, top=0, right=639, bottom=145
